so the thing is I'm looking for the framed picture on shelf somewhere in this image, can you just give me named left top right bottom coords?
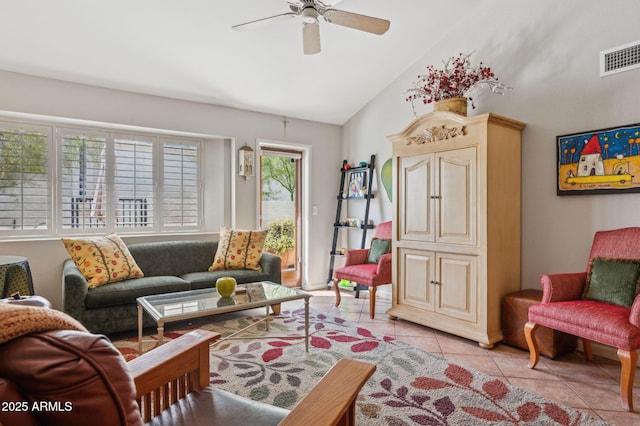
left=347, top=170, right=367, bottom=198
left=557, top=123, right=640, bottom=195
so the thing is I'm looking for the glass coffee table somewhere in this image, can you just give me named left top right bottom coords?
left=137, top=281, right=310, bottom=353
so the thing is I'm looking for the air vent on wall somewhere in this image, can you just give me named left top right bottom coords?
left=600, top=40, right=640, bottom=77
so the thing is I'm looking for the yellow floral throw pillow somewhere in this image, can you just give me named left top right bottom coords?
left=209, top=227, right=267, bottom=272
left=62, top=233, right=144, bottom=288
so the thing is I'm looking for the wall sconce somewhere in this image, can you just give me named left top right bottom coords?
left=238, top=145, right=254, bottom=179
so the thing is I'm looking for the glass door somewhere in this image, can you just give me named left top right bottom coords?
left=260, top=148, right=302, bottom=287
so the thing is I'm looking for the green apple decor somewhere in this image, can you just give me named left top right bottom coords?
left=216, top=277, right=237, bottom=297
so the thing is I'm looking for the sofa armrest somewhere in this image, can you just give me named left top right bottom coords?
left=280, top=358, right=376, bottom=426
left=344, top=249, right=369, bottom=266
left=260, top=252, right=282, bottom=284
left=128, top=329, right=220, bottom=422
left=62, top=259, right=89, bottom=321
left=540, top=272, right=587, bottom=303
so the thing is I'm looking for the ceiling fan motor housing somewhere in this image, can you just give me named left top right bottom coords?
left=301, top=7, right=319, bottom=24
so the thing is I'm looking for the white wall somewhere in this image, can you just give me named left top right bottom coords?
left=343, top=0, right=640, bottom=292
left=0, top=71, right=341, bottom=307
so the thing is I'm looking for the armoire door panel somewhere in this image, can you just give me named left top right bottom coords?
left=436, top=253, right=477, bottom=322
left=436, top=147, right=477, bottom=246
left=399, top=154, right=433, bottom=242
left=399, top=249, right=434, bottom=311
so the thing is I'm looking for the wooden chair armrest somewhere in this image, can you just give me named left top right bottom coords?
left=127, top=329, right=220, bottom=421
left=279, top=358, right=376, bottom=426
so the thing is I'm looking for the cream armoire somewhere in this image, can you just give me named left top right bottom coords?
left=387, top=111, right=525, bottom=348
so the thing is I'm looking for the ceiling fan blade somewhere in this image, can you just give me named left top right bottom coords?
left=323, top=9, right=390, bottom=35
left=232, top=12, right=297, bottom=32
left=302, top=20, right=321, bottom=55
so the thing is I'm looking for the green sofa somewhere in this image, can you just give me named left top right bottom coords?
left=62, top=240, right=282, bottom=334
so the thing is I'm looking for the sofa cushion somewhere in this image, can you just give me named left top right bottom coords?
left=128, top=240, right=217, bottom=277
left=183, top=270, right=270, bottom=290
left=85, top=276, right=190, bottom=309
left=209, top=227, right=267, bottom=272
left=62, top=233, right=144, bottom=288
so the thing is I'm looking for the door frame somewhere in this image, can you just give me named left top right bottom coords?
left=256, top=139, right=311, bottom=289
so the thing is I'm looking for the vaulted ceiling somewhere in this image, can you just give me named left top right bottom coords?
left=0, top=0, right=486, bottom=124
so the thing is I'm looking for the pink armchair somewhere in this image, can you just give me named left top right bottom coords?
left=333, top=221, right=392, bottom=319
left=524, top=227, right=640, bottom=411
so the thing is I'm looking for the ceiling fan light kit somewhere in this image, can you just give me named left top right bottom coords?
left=232, top=0, right=390, bottom=55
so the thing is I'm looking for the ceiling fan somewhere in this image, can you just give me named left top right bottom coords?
left=232, top=0, right=390, bottom=55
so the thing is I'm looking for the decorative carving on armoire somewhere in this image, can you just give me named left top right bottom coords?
left=406, top=125, right=465, bottom=145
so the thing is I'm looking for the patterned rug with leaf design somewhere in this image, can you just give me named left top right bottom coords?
left=112, top=308, right=609, bottom=425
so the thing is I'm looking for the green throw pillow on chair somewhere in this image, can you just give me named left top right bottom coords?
left=367, top=238, right=391, bottom=264
left=584, top=257, right=640, bottom=308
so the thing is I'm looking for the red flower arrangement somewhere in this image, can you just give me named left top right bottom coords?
left=405, top=52, right=511, bottom=115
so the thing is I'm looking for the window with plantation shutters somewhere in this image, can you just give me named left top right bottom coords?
left=0, top=118, right=204, bottom=237
left=162, top=141, right=199, bottom=229
left=61, top=131, right=158, bottom=231
left=0, top=124, right=50, bottom=233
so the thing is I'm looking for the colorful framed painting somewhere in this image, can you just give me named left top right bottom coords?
left=557, top=123, right=640, bottom=195
left=347, top=170, right=367, bottom=198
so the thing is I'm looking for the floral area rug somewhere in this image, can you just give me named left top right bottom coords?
left=112, top=308, right=609, bottom=425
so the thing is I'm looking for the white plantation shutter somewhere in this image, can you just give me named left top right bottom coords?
left=60, top=131, right=107, bottom=230
left=0, top=125, right=49, bottom=233
left=114, top=137, right=154, bottom=228
left=162, top=141, right=199, bottom=228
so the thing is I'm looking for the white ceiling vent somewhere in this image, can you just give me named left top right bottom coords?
left=600, top=40, right=640, bottom=77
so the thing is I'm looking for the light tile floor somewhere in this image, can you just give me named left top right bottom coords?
left=280, top=289, right=640, bottom=426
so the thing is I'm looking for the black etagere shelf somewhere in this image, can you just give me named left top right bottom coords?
left=327, top=154, right=376, bottom=283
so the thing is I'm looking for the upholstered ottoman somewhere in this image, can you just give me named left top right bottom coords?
left=502, top=289, right=577, bottom=358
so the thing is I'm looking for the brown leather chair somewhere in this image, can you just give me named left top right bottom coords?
left=0, top=305, right=376, bottom=425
